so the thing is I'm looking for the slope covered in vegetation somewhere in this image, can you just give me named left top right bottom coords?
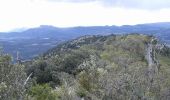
left=1, top=34, right=170, bottom=100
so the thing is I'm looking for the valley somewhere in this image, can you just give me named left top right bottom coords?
left=1, top=22, right=170, bottom=61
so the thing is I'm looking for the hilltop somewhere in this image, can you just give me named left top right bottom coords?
left=21, top=34, right=170, bottom=100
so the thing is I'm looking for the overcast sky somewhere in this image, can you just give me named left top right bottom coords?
left=1, top=0, right=170, bottom=32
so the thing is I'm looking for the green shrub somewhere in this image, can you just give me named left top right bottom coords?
left=28, top=84, right=57, bottom=100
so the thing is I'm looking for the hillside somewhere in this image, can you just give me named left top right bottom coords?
left=1, top=22, right=170, bottom=61
left=21, top=34, right=170, bottom=100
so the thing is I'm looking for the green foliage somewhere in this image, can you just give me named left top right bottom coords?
left=160, top=46, right=170, bottom=57
left=76, top=86, right=87, bottom=98
left=78, top=71, right=93, bottom=92
left=0, top=52, right=28, bottom=100
left=23, top=34, right=170, bottom=100
left=32, top=60, right=53, bottom=83
left=28, top=84, right=57, bottom=100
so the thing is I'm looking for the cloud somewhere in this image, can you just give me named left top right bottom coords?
left=1, top=0, right=170, bottom=32
left=46, top=0, right=97, bottom=2
left=44, top=0, right=170, bottom=10
left=101, top=0, right=170, bottom=10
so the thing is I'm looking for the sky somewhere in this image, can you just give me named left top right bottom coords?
left=1, top=0, right=170, bottom=32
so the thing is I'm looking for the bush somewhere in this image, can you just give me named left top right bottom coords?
left=28, top=84, right=57, bottom=100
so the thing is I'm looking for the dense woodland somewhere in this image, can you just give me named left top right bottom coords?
left=1, top=34, right=170, bottom=100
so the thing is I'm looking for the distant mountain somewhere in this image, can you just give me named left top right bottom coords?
left=1, top=22, right=170, bottom=61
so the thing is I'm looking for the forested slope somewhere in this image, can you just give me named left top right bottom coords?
left=1, top=34, right=170, bottom=100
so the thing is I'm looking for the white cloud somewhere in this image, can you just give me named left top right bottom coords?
left=0, top=0, right=170, bottom=32
left=102, top=0, right=170, bottom=10
left=43, top=0, right=170, bottom=9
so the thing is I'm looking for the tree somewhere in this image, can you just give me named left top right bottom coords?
left=28, top=84, right=57, bottom=100
left=0, top=52, right=29, bottom=100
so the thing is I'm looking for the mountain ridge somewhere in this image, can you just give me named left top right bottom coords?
left=23, top=34, right=170, bottom=99
left=1, top=22, right=170, bottom=61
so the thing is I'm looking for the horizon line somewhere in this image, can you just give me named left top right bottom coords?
left=1, top=21, right=170, bottom=33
